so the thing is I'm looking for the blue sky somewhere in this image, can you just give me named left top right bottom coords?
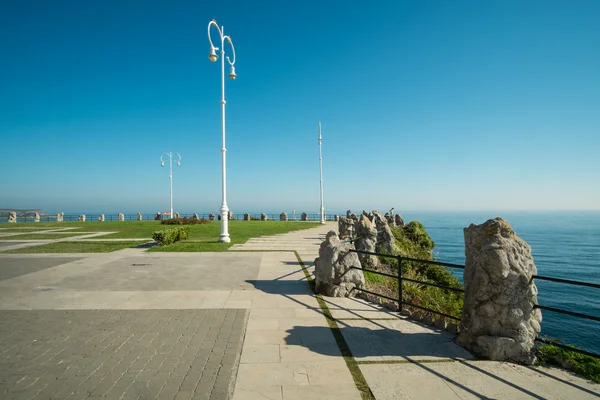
left=1, top=0, right=599, bottom=214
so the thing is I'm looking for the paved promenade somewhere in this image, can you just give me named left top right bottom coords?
left=0, top=222, right=599, bottom=399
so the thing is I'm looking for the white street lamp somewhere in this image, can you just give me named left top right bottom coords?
left=160, top=152, right=181, bottom=219
left=208, top=19, right=237, bottom=243
left=318, top=122, right=325, bottom=224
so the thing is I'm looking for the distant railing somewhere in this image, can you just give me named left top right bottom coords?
left=0, top=213, right=338, bottom=223
left=348, top=248, right=600, bottom=359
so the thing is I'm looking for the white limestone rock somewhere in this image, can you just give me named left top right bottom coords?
left=457, top=218, right=542, bottom=364
left=314, top=231, right=365, bottom=297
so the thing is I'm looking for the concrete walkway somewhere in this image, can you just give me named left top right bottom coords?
left=230, top=222, right=600, bottom=399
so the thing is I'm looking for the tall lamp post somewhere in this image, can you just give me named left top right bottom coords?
left=208, top=19, right=237, bottom=243
left=318, top=122, right=325, bottom=224
left=160, top=152, right=181, bottom=219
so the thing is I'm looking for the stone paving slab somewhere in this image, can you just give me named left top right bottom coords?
left=0, top=256, right=83, bottom=281
left=360, top=360, right=600, bottom=399
left=0, top=309, right=248, bottom=400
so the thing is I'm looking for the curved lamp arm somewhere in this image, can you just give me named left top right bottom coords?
left=160, top=152, right=170, bottom=166
left=207, top=20, right=221, bottom=51
left=174, top=152, right=181, bottom=166
left=225, top=36, right=235, bottom=66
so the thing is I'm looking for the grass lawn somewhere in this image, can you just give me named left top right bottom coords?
left=0, top=221, right=320, bottom=252
left=1, top=241, right=147, bottom=254
left=0, top=233, right=92, bottom=240
left=149, top=221, right=320, bottom=252
left=1, top=221, right=163, bottom=238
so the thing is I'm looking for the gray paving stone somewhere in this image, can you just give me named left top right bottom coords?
left=0, top=309, right=248, bottom=400
left=0, top=256, right=82, bottom=281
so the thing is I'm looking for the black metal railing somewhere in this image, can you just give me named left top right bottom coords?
left=349, top=249, right=465, bottom=321
left=531, top=274, right=600, bottom=358
left=348, top=247, right=600, bottom=359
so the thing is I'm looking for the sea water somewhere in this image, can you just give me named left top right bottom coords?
left=399, top=211, right=600, bottom=355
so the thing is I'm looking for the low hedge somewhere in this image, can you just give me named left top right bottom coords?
left=152, top=226, right=190, bottom=245
left=161, top=217, right=210, bottom=225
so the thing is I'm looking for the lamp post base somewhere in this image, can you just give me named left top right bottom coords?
left=219, top=208, right=230, bottom=243
left=219, top=234, right=231, bottom=243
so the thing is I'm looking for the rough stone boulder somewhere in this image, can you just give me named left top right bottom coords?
left=98, top=214, right=105, bottom=222
left=78, top=214, right=86, bottom=222
left=244, top=213, right=251, bottom=221
left=56, top=212, right=63, bottom=222
left=338, top=216, right=355, bottom=239
left=394, top=214, right=405, bottom=226
left=354, top=215, right=380, bottom=269
left=457, top=218, right=542, bottom=364
left=261, top=213, right=268, bottom=221
left=34, top=212, right=40, bottom=223
left=8, top=211, right=16, bottom=223
left=385, top=213, right=395, bottom=227
left=280, top=212, right=288, bottom=221
left=192, top=213, right=198, bottom=220
left=118, top=213, right=125, bottom=221
left=301, top=212, right=308, bottom=221
left=174, top=212, right=180, bottom=219
left=155, top=212, right=162, bottom=221
left=137, top=212, right=143, bottom=221
left=370, top=211, right=398, bottom=254
left=314, top=231, right=365, bottom=297
left=209, top=213, right=216, bottom=221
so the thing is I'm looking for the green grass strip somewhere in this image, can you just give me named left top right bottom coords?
left=293, top=251, right=375, bottom=400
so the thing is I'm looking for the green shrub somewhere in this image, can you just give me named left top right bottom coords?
left=161, top=217, right=210, bottom=225
left=363, top=219, right=464, bottom=322
left=536, top=342, right=600, bottom=383
left=152, top=226, right=191, bottom=245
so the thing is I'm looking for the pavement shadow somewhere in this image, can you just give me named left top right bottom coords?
left=283, top=325, right=468, bottom=359
left=245, top=279, right=314, bottom=295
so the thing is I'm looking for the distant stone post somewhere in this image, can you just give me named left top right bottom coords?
left=56, top=212, right=64, bottom=222
left=301, top=212, right=308, bottom=221
left=334, top=215, right=339, bottom=221
left=457, top=218, right=542, bottom=364
left=137, top=212, right=143, bottom=221
left=209, top=213, right=216, bottom=221
left=34, top=212, right=40, bottom=223
left=98, top=214, right=105, bottom=222
left=78, top=214, right=86, bottom=222
left=244, top=213, right=251, bottom=221
left=394, top=214, right=405, bottom=226
left=337, top=216, right=355, bottom=239
left=8, top=211, right=16, bottom=223
left=354, top=215, right=379, bottom=268
left=228, top=211, right=233, bottom=220
left=280, top=212, right=288, bottom=221
left=192, top=213, right=199, bottom=220
left=118, top=213, right=124, bottom=221
left=154, top=212, right=162, bottom=221
left=174, top=212, right=180, bottom=219
left=260, top=213, right=268, bottom=221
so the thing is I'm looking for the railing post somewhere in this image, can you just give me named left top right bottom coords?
left=397, top=256, right=403, bottom=313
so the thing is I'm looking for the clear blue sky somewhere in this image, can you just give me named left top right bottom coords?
left=1, top=0, right=599, bottom=214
